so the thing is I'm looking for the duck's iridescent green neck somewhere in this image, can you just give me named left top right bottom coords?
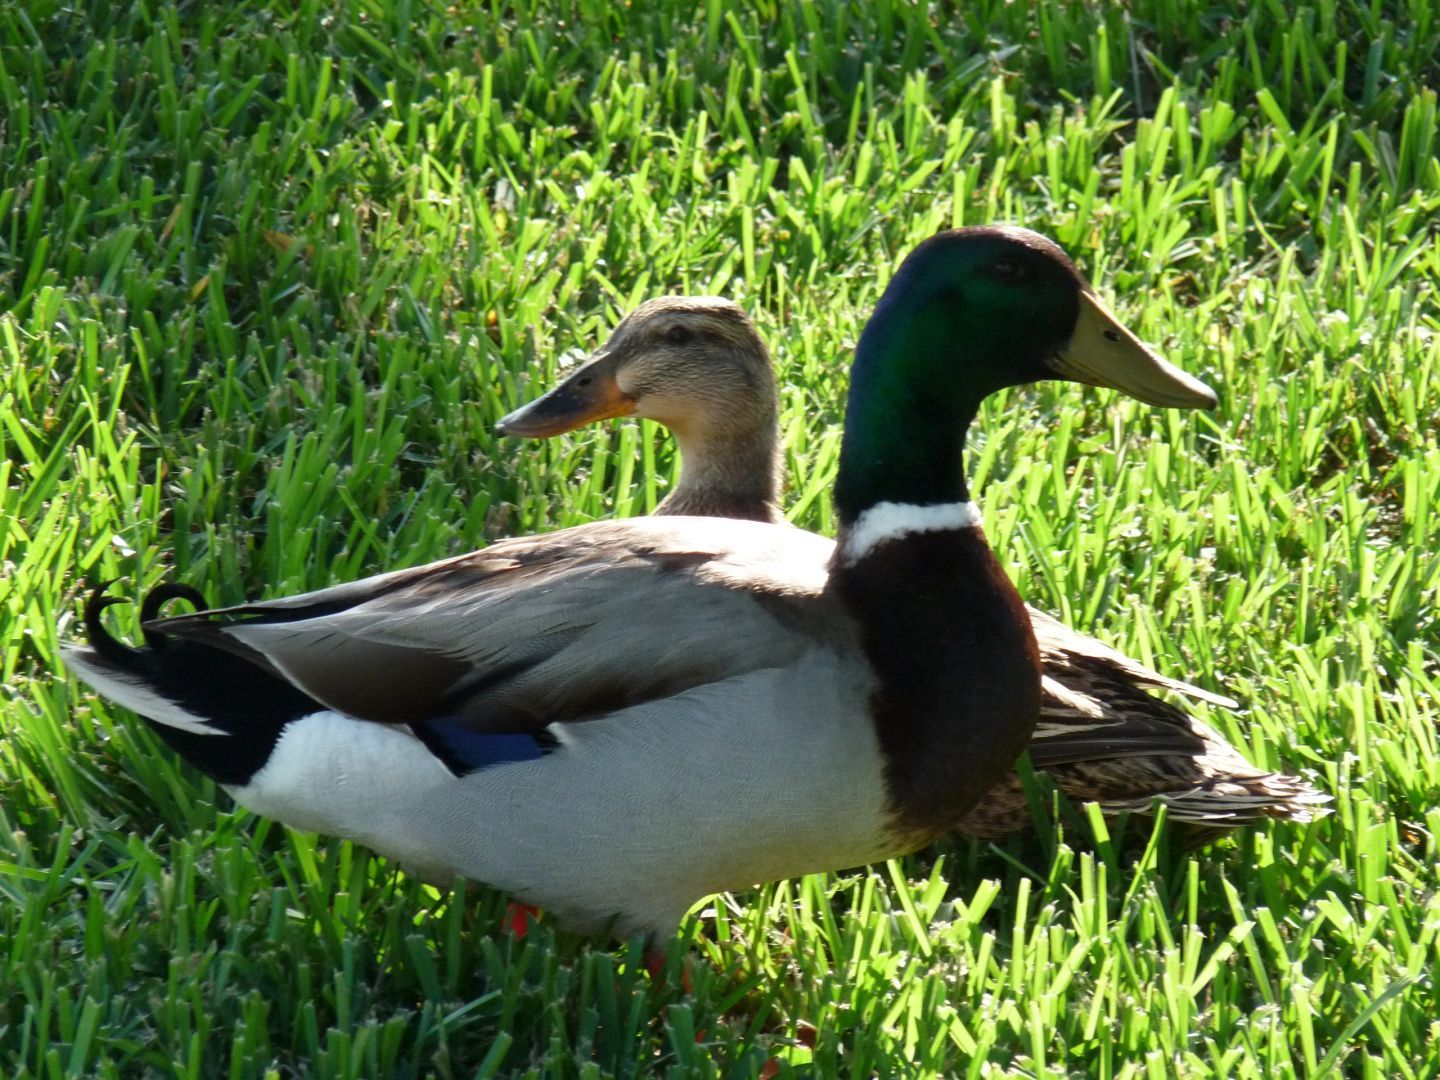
left=833, top=287, right=997, bottom=526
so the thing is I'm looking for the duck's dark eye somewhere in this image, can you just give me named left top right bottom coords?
left=666, top=325, right=692, bottom=345
left=992, top=258, right=1024, bottom=282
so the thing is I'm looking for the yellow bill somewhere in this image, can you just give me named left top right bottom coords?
left=1047, top=292, right=1218, bottom=409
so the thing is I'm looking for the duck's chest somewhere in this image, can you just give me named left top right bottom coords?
left=831, top=524, right=1041, bottom=842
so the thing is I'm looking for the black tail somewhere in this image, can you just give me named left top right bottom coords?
left=71, top=582, right=322, bottom=786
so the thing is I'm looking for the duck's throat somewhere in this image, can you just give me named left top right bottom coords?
left=657, top=418, right=783, bottom=523
left=831, top=391, right=980, bottom=562
left=832, top=405, right=974, bottom=527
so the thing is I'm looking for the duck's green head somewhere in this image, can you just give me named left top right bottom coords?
left=835, top=226, right=1216, bottom=520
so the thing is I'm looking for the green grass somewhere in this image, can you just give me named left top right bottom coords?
left=2, top=0, right=1438, bottom=1074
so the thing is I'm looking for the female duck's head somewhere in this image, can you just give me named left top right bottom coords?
left=835, top=226, right=1217, bottom=521
left=496, top=296, right=783, bottom=519
left=496, top=297, right=776, bottom=448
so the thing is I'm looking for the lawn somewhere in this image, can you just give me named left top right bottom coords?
left=2, top=0, right=1438, bottom=1075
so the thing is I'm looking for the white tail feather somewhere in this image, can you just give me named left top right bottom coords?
left=61, top=646, right=224, bottom=737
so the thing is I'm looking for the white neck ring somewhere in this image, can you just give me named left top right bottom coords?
left=838, top=501, right=982, bottom=564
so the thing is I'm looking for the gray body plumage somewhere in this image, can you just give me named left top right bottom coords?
left=115, top=516, right=902, bottom=937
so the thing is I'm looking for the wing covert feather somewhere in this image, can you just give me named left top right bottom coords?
left=149, top=518, right=841, bottom=730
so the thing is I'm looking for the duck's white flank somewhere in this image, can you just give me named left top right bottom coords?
left=390, top=652, right=892, bottom=937
left=61, top=646, right=226, bottom=736
left=838, top=501, right=982, bottom=564
left=234, top=712, right=453, bottom=838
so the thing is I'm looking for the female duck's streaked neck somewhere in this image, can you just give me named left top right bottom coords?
left=654, top=404, right=784, bottom=524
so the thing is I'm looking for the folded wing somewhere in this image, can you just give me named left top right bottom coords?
left=148, top=517, right=840, bottom=733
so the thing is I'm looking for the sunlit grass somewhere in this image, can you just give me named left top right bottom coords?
left=2, top=0, right=1438, bottom=1075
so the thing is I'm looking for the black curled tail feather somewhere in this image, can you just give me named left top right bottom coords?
left=84, top=580, right=211, bottom=661
left=140, top=582, right=210, bottom=647
left=84, top=581, right=132, bottom=664
left=73, top=580, right=320, bottom=786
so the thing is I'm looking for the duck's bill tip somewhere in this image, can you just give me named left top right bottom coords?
left=494, top=403, right=556, bottom=437
left=1049, top=292, right=1219, bottom=410
left=495, top=369, right=637, bottom=439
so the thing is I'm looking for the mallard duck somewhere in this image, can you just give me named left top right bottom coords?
left=65, top=226, right=1220, bottom=939
left=497, top=296, right=1328, bottom=837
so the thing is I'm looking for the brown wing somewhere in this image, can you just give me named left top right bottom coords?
left=1024, top=605, right=1242, bottom=765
